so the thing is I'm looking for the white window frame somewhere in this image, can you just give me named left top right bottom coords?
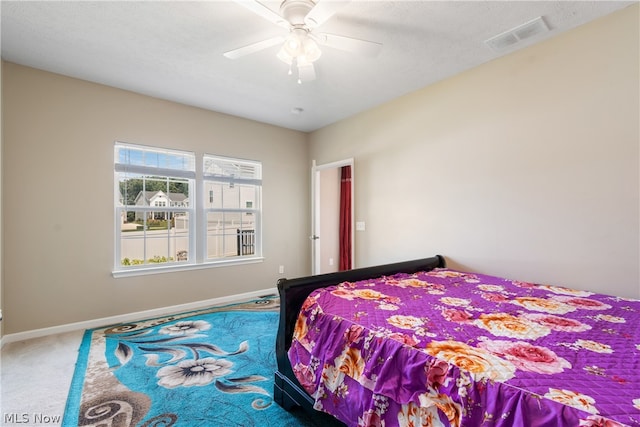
left=114, top=142, right=264, bottom=277
left=202, top=154, right=262, bottom=263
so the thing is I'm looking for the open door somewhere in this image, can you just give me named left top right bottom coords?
left=311, top=159, right=354, bottom=275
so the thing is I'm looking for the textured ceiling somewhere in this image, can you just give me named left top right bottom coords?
left=1, top=1, right=635, bottom=132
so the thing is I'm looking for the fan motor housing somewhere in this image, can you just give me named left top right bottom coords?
left=280, top=0, right=316, bottom=26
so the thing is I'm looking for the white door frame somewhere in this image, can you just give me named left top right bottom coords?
left=311, top=158, right=354, bottom=275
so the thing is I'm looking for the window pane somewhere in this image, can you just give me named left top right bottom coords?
left=171, top=212, right=190, bottom=262
left=203, top=155, right=261, bottom=180
left=145, top=177, right=168, bottom=195
left=239, top=184, right=257, bottom=208
left=116, top=143, right=195, bottom=173
left=145, top=214, right=171, bottom=264
left=221, top=183, right=240, bottom=209
left=241, top=212, right=255, bottom=227
left=144, top=151, right=161, bottom=168
left=118, top=175, right=191, bottom=209
left=118, top=173, right=144, bottom=207
left=120, top=211, right=190, bottom=265
left=168, top=178, right=190, bottom=205
left=204, top=182, right=224, bottom=209
left=207, top=212, right=252, bottom=259
left=118, top=146, right=145, bottom=167
left=207, top=212, right=226, bottom=258
left=116, top=143, right=261, bottom=272
left=120, top=220, right=150, bottom=265
left=120, top=210, right=145, bottom=265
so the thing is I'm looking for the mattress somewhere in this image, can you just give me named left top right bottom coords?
left=288, top=268, right=640, bottom=426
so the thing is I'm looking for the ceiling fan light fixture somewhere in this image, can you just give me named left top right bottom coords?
left=276, top=45, right=294, bottom=65
left=225, top=0, right=383, bottom=84
left=277, top=29, right=321, bottom=66
left=286, top=36, right=301, bottom=52
left=302, top=37, right=321, bottom=62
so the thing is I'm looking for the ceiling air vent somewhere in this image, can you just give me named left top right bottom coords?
left=484, top=16, right=549, bottom=52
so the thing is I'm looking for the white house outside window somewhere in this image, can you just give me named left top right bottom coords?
left=114, top=142, right=263, bottom=276
left=203, top=154, right=262, bottom=261
left=115, top=143, right=195, bottom=271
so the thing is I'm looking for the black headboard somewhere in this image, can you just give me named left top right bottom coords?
left=275, top=255, right=445, bottom=376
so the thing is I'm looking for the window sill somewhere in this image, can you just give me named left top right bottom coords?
left=112, top=257, right=265, bottom=278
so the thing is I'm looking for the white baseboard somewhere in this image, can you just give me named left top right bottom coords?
left=1, top=288, right=277, bottom=347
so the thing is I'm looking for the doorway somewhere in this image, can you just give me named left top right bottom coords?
left=311, top=159, right=354, bottom=275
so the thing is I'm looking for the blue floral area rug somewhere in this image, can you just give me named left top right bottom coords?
left=63, top=296, right=319, bottom=427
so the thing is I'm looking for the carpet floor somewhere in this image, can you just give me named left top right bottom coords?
left=62, top=296, right=328, bottom=427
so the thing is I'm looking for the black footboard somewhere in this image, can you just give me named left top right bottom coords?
left=273, top=255, right=446, bottom=420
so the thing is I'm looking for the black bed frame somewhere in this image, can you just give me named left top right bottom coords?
left=273, top=255, right=446, bottom=421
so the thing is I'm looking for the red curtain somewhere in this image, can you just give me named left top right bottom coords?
left=339, top=165, right=352, bottom=271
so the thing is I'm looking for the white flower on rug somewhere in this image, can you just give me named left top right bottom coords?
left=157, top=357, right=233, bottom=388
left=159, top=320, right=211, bottom=336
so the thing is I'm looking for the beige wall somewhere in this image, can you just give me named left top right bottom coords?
left=1, top=5, right=639, bottom=335
left=309, top=5, right=640, bottom=298
left=2, top=63, right=310, bottom=334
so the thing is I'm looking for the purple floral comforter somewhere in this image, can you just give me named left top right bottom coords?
left=288, top=268, right=640, bottom=427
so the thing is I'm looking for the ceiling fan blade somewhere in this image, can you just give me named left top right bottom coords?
left=298, top=62, right=316, bottom=82
left=223, top=36, right=285, bottom=59
left=304, top=0, right=351, bottom=29
left=314, top=33, right=382, bottom=57
left=232, top=0, right=290, bottom=29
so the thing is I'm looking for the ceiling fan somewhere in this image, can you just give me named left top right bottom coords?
left=223, top=0, right=383, bottom=83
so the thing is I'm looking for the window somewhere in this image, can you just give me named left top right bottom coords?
left=203, top=154, right=261, bottom=261
left=114, top=142, right=262, bottom=275
left=115, top=143, right=194, bottom=270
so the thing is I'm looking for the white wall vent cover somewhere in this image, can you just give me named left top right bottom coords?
left=484, top=16, right=549, bottom=52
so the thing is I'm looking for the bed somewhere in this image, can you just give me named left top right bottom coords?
left=273, top=255, right=640, bottom=426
